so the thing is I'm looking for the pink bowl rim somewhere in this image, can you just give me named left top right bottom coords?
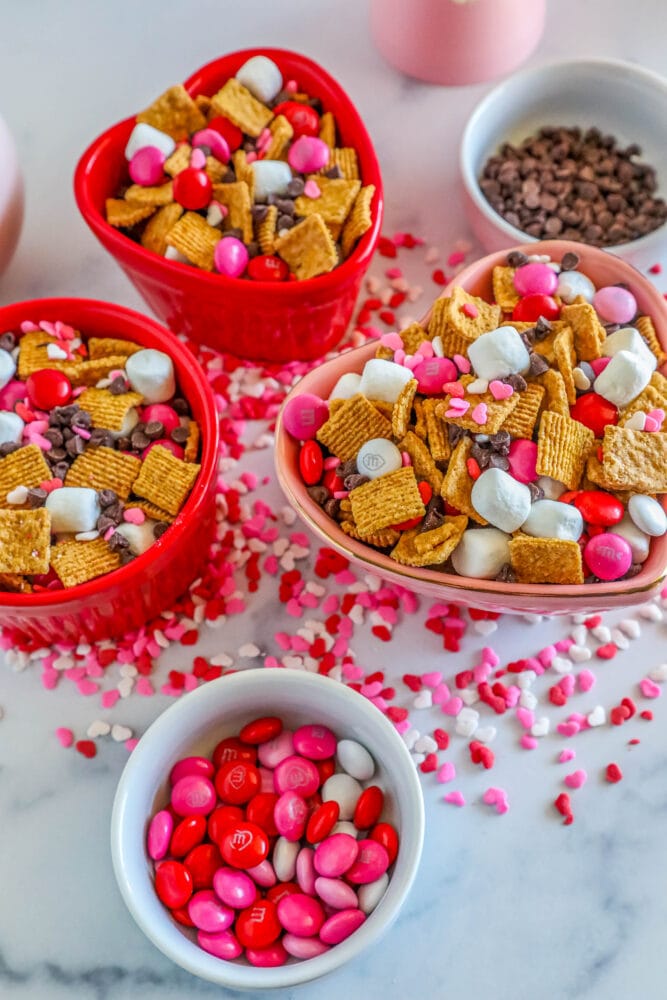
left=0, top=297, right=219, bottom=610
left=275, top=239, right=667, bottom=604
left=74, top=47, right=384, bottom=294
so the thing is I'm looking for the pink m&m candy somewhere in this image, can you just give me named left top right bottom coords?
left=214, top=236, right=249, bottom=278
left=147, top=809, right=173, bottom=860
left=288, top=135, right=330, bottom=173
left=191, top=127, right=231, bottom=164
left=513, top=262, right=558, bottom=297
left=313, top=832, right=359, bottom=878
left=274, top=790, right=309, bottom=841
left=245, top=942, right=288, bottom=967
left=593, top=285, right=637, bottom=325
left=584, top=532, right=633, bottom=581
left=257, top=730, right=295, bottom=769
left=188, top=890, right=235, bottom=933
left=319, top=908, right=366, bottom=945
left=141, top=403, right=180, bottom=434
left=213, top=867, right=258, bottom=909
left=128, top=145, right=166, bottom=186
left=282, top=934, right=330, bottom=959
left=508, top=438, right=538, bottom=483
left=293, top=723, right=337, bottom=760
left=277, top=893, right=325, bottom=937
left=171, top=774, right=217, bottom=816
left=197, top=928, right=243, bottom=960
left=274, top=755, right=320, bottom=796
left=412, top=356, right=458, bottom=394
left=314, top=876, right=358, bottom=909
left=141, top=438, right=184, bottom=460
left=169, top=755, right=215, bottom=785
left=345, top=838, right=389, bottom=884
left=281, top=393, right=329, bottom=441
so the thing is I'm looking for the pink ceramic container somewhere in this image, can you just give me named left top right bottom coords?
left=275, top=240, right=667, bottom=615
left=370, top=0, right=546, bottom=86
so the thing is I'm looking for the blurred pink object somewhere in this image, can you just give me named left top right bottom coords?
left=0, top=113, right=23, bottom=275
left=370, top=0, right=546, bottom=86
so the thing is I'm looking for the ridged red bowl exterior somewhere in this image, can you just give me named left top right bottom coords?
left=74, top=49, right=384, bottom=363
left=0, top=298, right=219, bottom=643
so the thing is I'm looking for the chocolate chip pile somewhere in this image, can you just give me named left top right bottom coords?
left=479, top=126, right=667, bottom=246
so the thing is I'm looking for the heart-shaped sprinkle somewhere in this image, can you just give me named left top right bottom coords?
left=444, top=399, right=469, bottom=419
left=577, top=669, right=595, bottom=692
left=442, top=380, right=465, bottom=397
left=112, top=724, right=133, bottom=742
left=587, top=705, right=606, bottom=727
left=647, top=407, right=665, bottom=430
left=55, top=727, right=74, bottom=748
left=303, top=178, right=321, bottom=199
left=489, top=380, right=514, bottom=400
left=453, top=354, right=471, bottom=373
left=625, top=411, right=646, bottom=430
left=556, top=721, right=580, bottom=737
left=6, top=485, right=28, bottom=505
left=466, top=378, right=488, bottom=394
left=393, top=348, right=406, bottom=365
left=531, top=717, right=550, bottom=737
left=605, top=763, right=623, bottom=783
left=443, top=696, right=464, bottom=717
left=639, top=678, right=661, bottom=698
left=559, top=749, right=576, bottom=763
left=380, top=332, right=404, bottom=351
left=433, top=728, right=449, bottom=750
left=75, top=739, right=97, bottom=759
left=87, top=719, right=111, bottom=738
left=644, top=416, right=660, bottom=432
left=471, top=402, right=488, bottom=425
left=413, top=689, right=433, bottom=710
left=475, top=726, right=497, bottom=743
left=414, top=734, right=437, bottom=754
left=444, top=791, right=466, bottom=806
left=437, top=762, right=456, bottom=783
left=564, top=769, right=587, bottom=789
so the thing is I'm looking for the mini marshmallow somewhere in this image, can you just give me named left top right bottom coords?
left=601, top=327, right=657, bottom=372
left=536, top=475, right=567, bottom=499
left=471, top=468, right=531, bottom=533
left=593, top=349, right=652, bottom=408
left=613, top=514, right=651, bottom=563
left=46, top=487, right=100, bottom=534
left=522, top=499, right=584, bottom=541
left=116, top=520, right=157, bottom=556
left=235, top=55, right=283, bottom=104
left=125, top=349, right=175, bottom=404
left=124, top=122, right=175, bottom=161
left=451, top=527, right=511, bottom=579
left=0, top=349, right=16, bottom=390
left=356, top=438, right=402, bottom=480
left=628, top=494, right=667, bottom=537
left=251, top=160, right=293, bottom=201
left=329, top=373, right=362, bottom=400
left=164, top=245, right=189, bottom=263
left=556, top=270, right=595, bottom=304
left=359, top=358, right=414, bottom=404
left=110, top=408, right=140, bottom=441
left=0, top=410, right=24, bottom=445
left=467, top=326, right=530, bottom=381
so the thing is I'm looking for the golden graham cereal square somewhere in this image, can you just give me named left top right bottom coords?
left=265, top=115, right=293, bottom=160
left=422, top=398, right=451, bottom=464
left=316, top=394, right=393, bottom=463
left=534, top=368, right=570, bottom=419
left=0, top=445, right=52, bottom=504
left=429, top=286, right=502, bottom=343
left=635, top=315, right=667, bottom=366
left=257, top=205, right=279, bottom=255
left=274, top=215, right=338, bottom=281
left=164, top=143, right=192, bottom=178
left=397, top=431, right=443, bottom=494
left=318, top=111, right=337, bottom=148
left=136, top=84, right=207, bottom=140
left=552, top=325, right=577, bottom=404
left=560, top=301, right=606, bottom=362
left=87, top=338, right=142, bottom=361
left=492, top=266, right=520, bottom=311
left=65, top=447, right=141, bottom=501
left=141, top=203, right=184, bottom=256
left=210, top=78, right=273, bottom=137
left=349, top=466, right=425, bottom=537
left=341, top=185, right=375, bottom=258
left=124, top=181, right=174, bottom=207
left=50, top=537, right=121, bottom=588
left=184, top=420, right=200, bottom=463
left=166, top=212, right=221, bottom=271
left=398, top=322, right=431, bottom=355
left=105, top=199, right=156, bottom=229
left=509, top=534, right=584, bottom=585
left=501, top=383, right=545, bottom=439
left=619, top=371, right=667, bottom=426
left=536, top=411, right=594, bottom=491
left=440, top=437, right=487, bottom=524
left=391, top=379, right=418, bottom=440
left=77, top=388, right=143, bottom=432
left=0, top=508, right=51, bottom=575
left=340, top=520, right=400, bottom=548
left=435, top=377, right=519, bottom=435
left=295, top=177, right=361, bottom=228
left=132, top=445, right=200, bottom=516
left=212, top=182, right=254, bottom=244
left=391, top=515, right=468, bottom=567
left=600, top=426, right=667, bottom=493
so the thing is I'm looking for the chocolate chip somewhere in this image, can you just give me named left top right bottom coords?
left=98, top=489, right=118, bottom=508
left=625, top=563, right=643, bottom=579
left=43, top=428, right=64, bottom=447
left=130, top=429, right=150, bottom=450
left=0, top=442, right=21, bottom=457
left=343, top=474, right=369, bottom=491
left=51, top=461, right=69, bottom=481
left=325, top=165, right=343, bottom=179
left=0, top=332, right=16, bottom=351
left=286, top=178, right=305, bottom=197
left=119, top=549, right=134, bottom=566
left=171, top=425, right=189, bottom=444
left=108, top=531, right=130, bottom=552
left=278, top=214, right=295, bottom=231
left=252, top=204, right=270, bottom=222
left=115, top=435, right=131, bottom=451
left=247, top=241, right=260, bottom=258
left=337, top=460, right=357, bottom=479
left=144, top=421, right=165, bottom=440
left=104, top=501, right=123, bottom=523
left=275, top=199, right=295, bottom=216
left=26, top=487, right=47, bottom=508
left=172, top=398, right=190, bottom=416
left=448, top=424, right=467, bottom=446
left=89, top=428, right=114, bottom=448
left=560, top=251, right=580, bottom=271
left=153, top=522, right=170, bottom=540
left=488, top=430, right=510, bottom=455
left=306, top=485, right=330, bottom=506
left=527, top=481, right=544, bottom=502
left=323, top=498, right=341, bottom=519
left=528, top=352, right=549, bottom=376
left=109, top=375, right=129, bottom=395
left=519, top=329, right=536, bottom=350
left=470, top=442, right=491, bottom=469
left=488, top=452, right=510, bottom=471
left=96, top=514, right=118, bottom=534
left=495, top=563, right=516, bottom=583
left=503, top=373, right=527, bottom=392
left=65, top=435, right=86, bottom=457
left=48, top=447, right=67, bottom=463
left=507, top=250, right=529, bottom=268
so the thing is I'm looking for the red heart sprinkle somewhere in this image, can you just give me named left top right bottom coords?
left=402, top=674, right=422, bottom=692
left=433, top=728, right=449, bottom=750
left=75, top=740, right=97, bottom=759
left=419, top=753, right=438, bottom=773
left=605, top=763, right=623, bottom=783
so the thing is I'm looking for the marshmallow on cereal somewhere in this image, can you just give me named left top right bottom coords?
left=467, top=326, right=530, bottom=381
left=593, top=349, right=652, bottom=408
left=601, top=327, right=657, bottom=372
left=116, top=519, right=157, bottom=556
left=451, top=526, right=511, bottom=579
left=359, top=359, right=414, bottom=404
left=329, top=373, right=362, bottom=401
left=235, top=55, right=283, bottom=104
left=0, top=348, right=16, bottom=389
left=126, top=349, right=176, bottom=403
left=124, top=122, right=176, bottom=161
left=46, top=487, right=101, bottom=534
left=557, top=270, right=595, bottom=304
left=522, top=499, right=584, bottom=542
left=536, top=475, right=567, bottom=500
left=471, top=467, right=531, bottom=533
left=251, top=160, right=293, bottom=201
left=0, top=410, right=24, bottom=446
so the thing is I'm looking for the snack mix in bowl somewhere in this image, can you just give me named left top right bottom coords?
left=105, top=54, right=376, bottom=282
left=282, top=248, right=667, bottom=587
left=0, top=319, right=201, bottom=593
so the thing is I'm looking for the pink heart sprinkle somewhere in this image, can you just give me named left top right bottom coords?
left=404, top=353, right=423, bottom=371
left=639, top=678, right=661, bottom=698
left=559, top=749, right=576, bottom=763
left=644, top=416, right=660, bottom=432
left=394, top=719, right=411, bottom=734
left=432, top=683, right=451, bottom=705
left=437, top=762, right=456, bottom=783
left=520, top=735, right=538, bottom=750
left=564, top=769, right=587, bottom=789
left=303, top=179, right=321, bottom=199
left=557, top=721, right=580, bottom=737
left=135, top=678, right=154, bottom=696
left=577, top=669, right=595, bottom=692
left=647, top=408, right=665, bottom=429
left=453, top=354, right=471, bottom=373
left=489, top=380, right=514, bottom=400
left=123, top=507, right=145, bottom=525
left=422, top=671, right=442, bottom=687
left=471, top=402, right=488, bottom=425
left=442, top=696, right=463, bottom=716
left=516, top=707, right=534, bottom=729
left=483, top=787, right=509, bottom=814
left=443, top=791, right=466, bottom=807
left=380, top=332, right=404, bottom=351
left=125, top=738, right=140, bottom=752
left=190, top=148, right=206, bottom=170
left=442, top=380, right=465, bottom=397
left=444, top=399, right=469, bottom=419
left=55, top=727, right=74, bottom=748
left=394, top=348, right=406, bottom=365
left=560, top=674, right=576, bottom=696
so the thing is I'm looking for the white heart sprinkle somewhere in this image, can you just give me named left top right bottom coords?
left=466, top=378, right=489, bottom=395
left=519, top=690, right=537, bottom=710
left=455, top=707, right=479, bottom=738
left=460, top=688, right=480, bottom=706
left=570, top=624, right=588, bottom=646
left=238, top=644, right=261, bottom=658
left=473, top=620, right=498, bottom=636
left=349, top=605, right=365, bottom=625
left=587, top=705, right=606, bottom=727
left=87, top=720, right=111, bottom=738
left=610, top=629, right=630, bottom=650
left=639, top=603, right=663, bottom=622
left=46, top=343, right=68, bottom=360
left=402, top=728, right=420, bottom=751
left=625, top=411, right=646, bottom=431
left=591, top=625, right=611, bottom=643
left=569, top=644, right=592, bottom=662
left=210, top=653, right=233, bottom=667
left=413, top=689, right=433, bottom=710
left=111, top=724, right=133, bottom=742
left=618, top=618, right=641, bottom=638
left=474, top=726, right=497, bottom=743
left=328, top=665, right=343, bottom=683
left=431, top=336, right=444, bottom=357
left=414, top=735, right=438, bottom=754
left=552, top=656, right=573, bottom=674
left=282, top=656, right=303, bottom=670
left=649, top=663, right=667, bottom=682
left=6, top=485, right=28, bottom=505
left=118, top=677, right=134, bottom=698
left=531, top=717, right=550, bottom=737
left=573, top=367, right=591, bottom=390
left=517, top=670, right=536, bottom=689
left=119, top=664, right=137, bottom=678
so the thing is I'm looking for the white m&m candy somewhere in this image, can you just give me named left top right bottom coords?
left=556, top=270, right=595, bottom=304
left=471, top=468, right=531, bottom=533
left=235, top=55, right=283, bottom=104
left=612, top=514, right=651, bottom=563
left=126, top=349, right=176, bottom=404
left=628, top=494, right=667, bottom=537
left=467, top=326, right=530, bottom=381
left=356, top=439, right=402, bottom=480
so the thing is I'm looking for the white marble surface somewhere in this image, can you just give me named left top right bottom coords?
left=2, top=2, right=667, bottom=998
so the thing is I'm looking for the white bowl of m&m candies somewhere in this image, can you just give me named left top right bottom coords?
left=110, top=669, right=424, bottom=989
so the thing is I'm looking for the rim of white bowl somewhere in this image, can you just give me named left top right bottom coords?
left=460, top=57, right=667, bottom=255
left=110, top=669, right=425, bottom=990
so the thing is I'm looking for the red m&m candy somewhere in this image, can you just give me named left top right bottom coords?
left=235, top=899, right=282, bottom=949
left=220, top=821, right=270, bottom=870
left=570, top=392, right=618, bottom=438
left=26, top=368, right=72, bottom=410
left=573, top=490, right=624, bottom=527
left=207, top=115, right=243, bottom=152
left=239, top=716, right=283, bottom=745
left=512, top=294, right=560, bottom=323
left=272, top=101, right=320, bottom=137
left=173, top=167, right=212, bottom=210
left=154, top=859, right=193, bottom=909
left=299, top=440, right=324, bottom=485
left=247, top=255, right=289, bottom=282
left=215, top=759, right=261, bottom=805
